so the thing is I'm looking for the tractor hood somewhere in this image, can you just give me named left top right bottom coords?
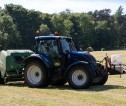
left=69, top=51, right=96, bottom=63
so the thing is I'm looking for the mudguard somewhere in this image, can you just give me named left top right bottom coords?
left=65, top=61, right=96, bottom=77
left=23, top=54, right=53, bottom=69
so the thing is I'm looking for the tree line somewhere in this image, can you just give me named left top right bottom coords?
left=0, top=4, right=126, bottom=51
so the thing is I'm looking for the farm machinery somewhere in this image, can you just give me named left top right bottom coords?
left=101, top=54, right=126, bottom=76
left=0, top=35, right=125, bottom=89
left=0, top=50, right=34, bottom=84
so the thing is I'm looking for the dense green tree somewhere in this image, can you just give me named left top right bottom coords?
left=92, top=9, right=111, bottom=22
left=94, top=21, right=114, bottom=50
left=63, top=20, right=73, bottom=36
left=5, top=4, right=42, bottom=49
left=51, top=14, right=63, bottom=34
left=79, top=13, right=95, bottom=49
left=114, top=6, right=126, bottom=47
left=0, top=8, right=20, bottom=50
left=40, top=13, right=54, bottom=33
left=39, top=24, right=50, bottom=35
left=0, top=4, right=125, bottom=51
left=70, top=14, right=82, bottom=43
left=69, top=13, right=94, bottom=49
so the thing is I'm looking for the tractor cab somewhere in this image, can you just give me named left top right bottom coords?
left=37, top=38, right=60, bottom=67
left=35, top=35, right=78, bottom=68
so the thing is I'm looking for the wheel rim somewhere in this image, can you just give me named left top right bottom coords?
left=72, top=70, right=87, bottom=86
left=27, top=65, right=42, bottom=85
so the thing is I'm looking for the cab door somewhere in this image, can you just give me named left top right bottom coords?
left=38, top=39, right=61, bottom=67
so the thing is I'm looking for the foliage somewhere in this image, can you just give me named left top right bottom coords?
left=39, top=24, right=50, bottom=36
left=5, top=4, right=42, bottom=49
left=86, top=47, right=94, bottom=52
left=0, top=4, right=126, bottom=50
left=0, top=8, right=20, bottom=50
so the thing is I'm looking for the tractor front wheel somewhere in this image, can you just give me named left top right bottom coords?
left=67, top=66, right=93, bottom=89
left=24, top=61, right=48, bottom=88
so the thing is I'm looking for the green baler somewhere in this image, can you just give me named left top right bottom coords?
left=0, top=50, right=34, bottom=83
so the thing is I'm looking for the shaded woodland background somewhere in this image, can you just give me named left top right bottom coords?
left=0, top=4, right=126, bottom=50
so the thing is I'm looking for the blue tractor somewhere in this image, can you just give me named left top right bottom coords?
left=24, top=35, right=108, bottom=89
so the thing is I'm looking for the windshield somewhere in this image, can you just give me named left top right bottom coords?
left=60, top=38, right=77, bottom=52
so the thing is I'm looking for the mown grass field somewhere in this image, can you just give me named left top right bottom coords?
left=0, top=50, right=126, bottom=106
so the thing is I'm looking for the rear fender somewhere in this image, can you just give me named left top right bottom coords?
left=23, top=54, right=53, bottom=69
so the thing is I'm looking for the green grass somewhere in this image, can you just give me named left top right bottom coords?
left=0, top=50, right=126, bottom=106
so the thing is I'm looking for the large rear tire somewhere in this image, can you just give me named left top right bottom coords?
left=67, top=66, right=93, bottom=89
left=24, top=61, right=48, bottom=88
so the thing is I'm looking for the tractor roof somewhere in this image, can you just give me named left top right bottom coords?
left=35, top=35, right=72, bottom=40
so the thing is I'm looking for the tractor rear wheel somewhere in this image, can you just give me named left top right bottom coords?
left=67, top=66, right=93, bottom=89
left=24, top=61, right=48, bottom=88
